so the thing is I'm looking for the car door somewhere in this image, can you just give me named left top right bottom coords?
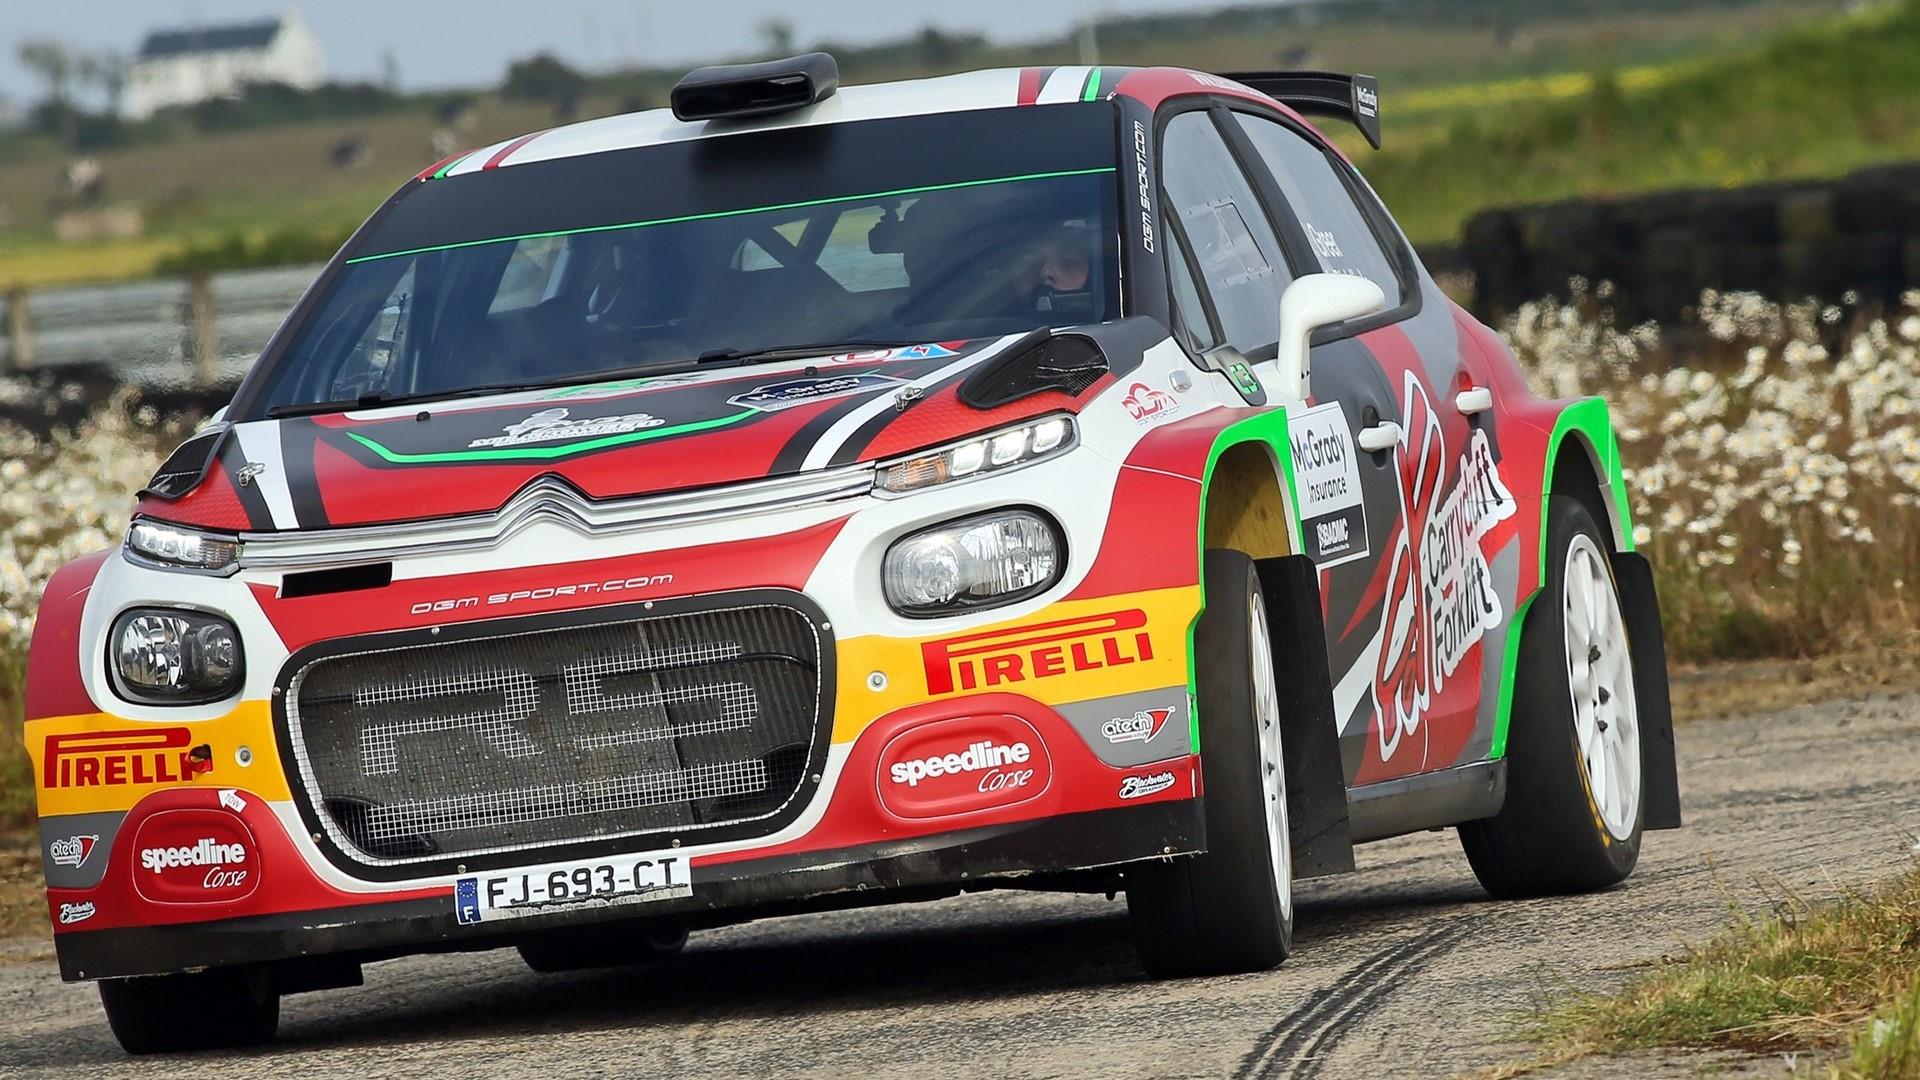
left=1230, top=108, right=1516, bottom=786
left=1154, top=104, right=1411, bottom=784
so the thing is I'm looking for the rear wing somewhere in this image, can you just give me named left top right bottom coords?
left=1216, top=71, right=1381, bottom=150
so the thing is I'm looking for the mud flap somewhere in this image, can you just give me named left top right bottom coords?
left=1611, top=551, right=1681, bottom=829
left=1255, top=554, right=1356, bottom=878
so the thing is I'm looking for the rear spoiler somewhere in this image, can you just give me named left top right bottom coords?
left=1216, top=71, right=1381, bottom=150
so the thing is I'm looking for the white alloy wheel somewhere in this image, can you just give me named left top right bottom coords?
left=1247, top=589, right=1293, bottom=922
left=1562, top=533, right=1641, bottom=840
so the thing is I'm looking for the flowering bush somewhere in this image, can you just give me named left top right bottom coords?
left=0, top=388, right=192, bottom=825
left=0, top=389, right=195, bottom=683
left=1506, top=286, right=1920, bottom=659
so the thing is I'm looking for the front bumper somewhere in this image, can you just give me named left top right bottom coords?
left=33, top=435, right=1215, bottom=982
left=41, top=682, right=1205, bottom=982
left=53, top=796, right=1203, bottom=981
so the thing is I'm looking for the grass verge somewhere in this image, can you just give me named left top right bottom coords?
left=1669, top=631, right=1920, bottom=725
left=1523, top=868, right=1920, bottom=1078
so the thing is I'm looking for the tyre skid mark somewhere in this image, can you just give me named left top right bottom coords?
left=1235, top=917, right=1479, bottom=1079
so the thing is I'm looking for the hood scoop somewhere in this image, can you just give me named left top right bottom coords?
left=958, top=331, right=1108, bottom=410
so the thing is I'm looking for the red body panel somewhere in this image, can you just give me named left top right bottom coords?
left=23, top=549, right=110, bottom=722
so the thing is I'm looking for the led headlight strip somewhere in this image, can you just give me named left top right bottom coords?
left=872, top=414, right=1075, bottom=496
left=125, top=519, right=242, bottom=575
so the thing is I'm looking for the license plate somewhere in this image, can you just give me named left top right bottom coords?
left=455, top=854, right=691, bottom=925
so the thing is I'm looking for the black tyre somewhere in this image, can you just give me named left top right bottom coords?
left=517, top=921, right=690, bottom=973
left=1460, top=495, right=1643, bottom=897
left=1128, top=549, right=1293, bottom=977
left=98, top=965, right=279, bottom=1055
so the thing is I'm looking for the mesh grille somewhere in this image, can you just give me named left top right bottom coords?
left=286, top=604, right=822, bottom=867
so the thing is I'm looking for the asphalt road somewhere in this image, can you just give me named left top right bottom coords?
left=2, top=690, right=1916, bottom=1079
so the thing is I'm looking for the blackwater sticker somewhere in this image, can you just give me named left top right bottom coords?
left=1118, top=771, right=1177, bottom=800
left=877, top=715, right=1052, bottom=820
left=1289, top=401, right=1371, bottom=568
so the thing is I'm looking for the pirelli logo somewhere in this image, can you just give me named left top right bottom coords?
left=43, top=728, right=194, bottom=789
left=922, top=610, right=1155, bottom=695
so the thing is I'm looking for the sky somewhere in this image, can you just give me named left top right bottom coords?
left=0, top=0, right=1219, bottom=107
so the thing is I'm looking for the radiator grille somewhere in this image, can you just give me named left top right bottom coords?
left=285, top=603, right=823, bottom=867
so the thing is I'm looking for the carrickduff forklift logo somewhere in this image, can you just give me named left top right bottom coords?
left=1373, top=374, right=1515, bottom=762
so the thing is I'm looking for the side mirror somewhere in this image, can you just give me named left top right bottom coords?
left=1275, top=273, right=1386, bottom=400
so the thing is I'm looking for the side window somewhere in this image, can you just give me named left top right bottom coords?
left=1158, top=111, right=1291, bottom=358
left=1233, top=114, right=1403, bottom=303
left=1164, top=224, right=1219, bottom=353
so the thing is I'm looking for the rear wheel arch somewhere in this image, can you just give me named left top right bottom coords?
left=1541, top=399, right=1634, bottom=556
left=1493, top=398, right=1636, bottom=760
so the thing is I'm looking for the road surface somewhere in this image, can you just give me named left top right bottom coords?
left=2, top=690, right=1915, bottom=1078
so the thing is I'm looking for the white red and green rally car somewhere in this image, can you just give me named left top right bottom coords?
left=24, top=54, right=1680, bottom=1053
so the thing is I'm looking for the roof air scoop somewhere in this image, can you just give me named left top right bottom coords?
left=671, top=52, right=840, bottom=122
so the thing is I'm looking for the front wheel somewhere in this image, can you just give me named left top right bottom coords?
left=1460, top=495, right=1643, bottom=897
left=1128, top=549, right=1293, bottom=977
left=99, top=965, right=279, bottom=1055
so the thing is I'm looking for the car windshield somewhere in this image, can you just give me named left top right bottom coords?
left=245, top=104, right=1122, bottom=417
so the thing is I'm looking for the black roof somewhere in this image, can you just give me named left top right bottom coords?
left=137, top=19, right=283, bottom=60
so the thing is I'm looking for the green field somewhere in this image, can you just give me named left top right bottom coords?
left=0, top=0, right=1855, bottom=286
left=1366, top=0, right=1920, bottom=242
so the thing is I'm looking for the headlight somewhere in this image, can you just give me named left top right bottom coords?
left=874, top=415, right=1074, bottom=495
left=110, top=608, right=244, bottom=704
left=126, top=520, right=242, bottom=574
left=883, top=510, right=1063, bottom=616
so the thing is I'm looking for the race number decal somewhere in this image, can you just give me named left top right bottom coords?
left=1289, top=401, right=1370, bottom=567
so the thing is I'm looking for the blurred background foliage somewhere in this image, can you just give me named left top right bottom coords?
left=2, top=0, right=1913, bottom=284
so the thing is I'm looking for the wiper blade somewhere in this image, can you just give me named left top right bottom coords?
left=695, top=340, right=927, bottom=366
left=266, top=383, right=535, bottom=418
left=264, top=367, right=698, bottom=418
left=264, top=342, right=927, bottom=418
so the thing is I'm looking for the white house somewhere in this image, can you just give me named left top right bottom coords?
left=122, top=9, right=327, bottom=120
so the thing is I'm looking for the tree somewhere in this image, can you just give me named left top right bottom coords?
left=759, top=18, right=796, bottom=56
left=75, top=51, right=127, bottom=115
left=501, top=54, right=586, bottom=105
left=17, top=39, right=73, bottom=107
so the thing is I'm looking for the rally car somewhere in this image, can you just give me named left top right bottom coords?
left=25, top=53, right=1680, bottom=1054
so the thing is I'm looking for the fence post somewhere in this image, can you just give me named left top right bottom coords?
left=187, top=271, right=217, bottom=385
left=3, top=285, right=31, bottom=373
